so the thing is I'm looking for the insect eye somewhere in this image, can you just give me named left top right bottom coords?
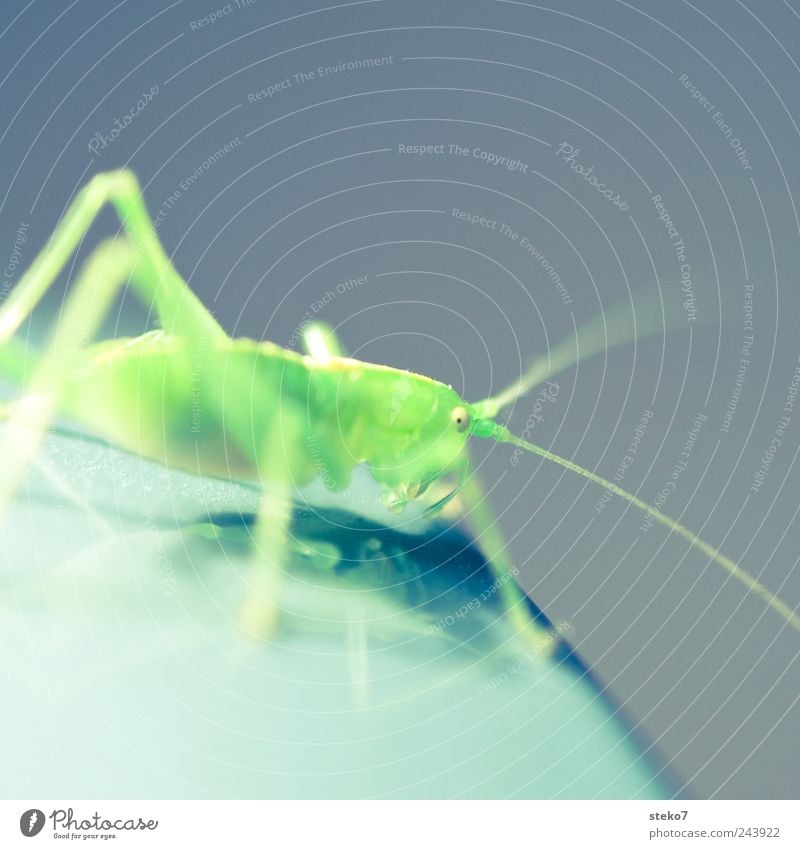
left=451, top=407, right=470, bottom=432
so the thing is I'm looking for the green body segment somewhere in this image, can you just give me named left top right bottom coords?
left=62, top=332, right=469, bottom=496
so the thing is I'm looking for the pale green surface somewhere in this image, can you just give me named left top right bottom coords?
left=0, top=428, right=669, bottom=799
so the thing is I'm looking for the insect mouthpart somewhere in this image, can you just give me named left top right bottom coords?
left=381, top=479, right=431, bottom=513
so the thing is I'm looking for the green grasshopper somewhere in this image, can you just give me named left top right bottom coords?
left=0, top=169, right=796, bottom=640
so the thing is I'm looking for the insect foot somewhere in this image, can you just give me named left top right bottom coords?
left=236, top=554, right=284, bottom=641
left=381, top=485, right=408, bottom=514
left=237, top=592, right=280, bottom=641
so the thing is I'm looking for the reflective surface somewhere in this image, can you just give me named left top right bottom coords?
left=0, top=428, right=668, bottom=798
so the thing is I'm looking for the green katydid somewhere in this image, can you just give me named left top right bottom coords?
left=0, top=168, right=797, bottom=641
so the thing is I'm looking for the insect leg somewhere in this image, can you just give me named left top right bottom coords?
left=458, top=459, right=551, bottom=654
left=238, top=479, right=294, bottom=639
left=0, top=238, right=141, bottom=515
left=0, top=169, right=226, bottom=348
left=301, top=322, right=348, bottom=361
left=233, top=386, right=307, bottom=638
left=0, top=335, right=38, bottom=389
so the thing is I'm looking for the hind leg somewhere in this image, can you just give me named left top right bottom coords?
left=0, top=239, right=141, bottom=516
left=0, top=170, right=225, bottom=347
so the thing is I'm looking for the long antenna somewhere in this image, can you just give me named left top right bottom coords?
left=488, top=423, right=800, bottom=633
left=474, top=291, right=673, bottom=419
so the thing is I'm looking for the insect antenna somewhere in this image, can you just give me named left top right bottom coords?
left=473, top=291, right=678, bottom=419
left=481, top=421, right=800, bottom=633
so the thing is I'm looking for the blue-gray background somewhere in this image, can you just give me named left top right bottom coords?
left=2, top=0, right=799, bottom=799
